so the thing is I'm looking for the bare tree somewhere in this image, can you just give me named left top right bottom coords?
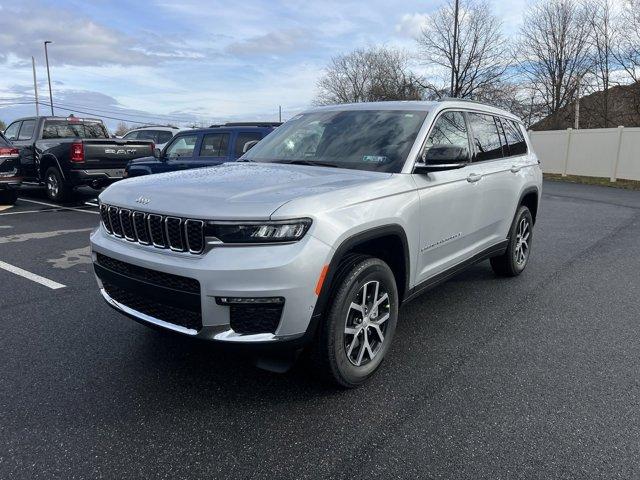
left=0, top=120, right=6, bottom=132
left=416, top=0, right=510, bottom=99
left=114, top=121, right=130, bottom=137
left=315, top=47, right=423, bottom=105
left=518, top=0, right=592, bottom=128
left=614, top=0, right=640, bottom=83
left=582, top=0, right=618, bottom=127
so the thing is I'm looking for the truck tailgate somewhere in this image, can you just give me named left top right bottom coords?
left=82, top=140, right=154, bottom=169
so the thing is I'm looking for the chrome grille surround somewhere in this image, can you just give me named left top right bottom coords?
left=99, top=203, right=206, bottom=254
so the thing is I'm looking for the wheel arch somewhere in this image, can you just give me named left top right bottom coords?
left=39, top=154, right=66, bottom=181
left=305, top=224, right=411, bottom=341
left=518, top=186, right=539, bottom=224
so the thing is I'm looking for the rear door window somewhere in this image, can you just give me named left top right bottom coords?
left=18, top=119, right=36, bottom=140
left=235, top=132, right=263, bottom=157
left=200, top=133, right=230, bottom=157
left=157, top=131, right=173, bottom=144
left=467, top=113, right=504, bottom=161
left=4, top=122, right=21, bottom=141
left=502, top=119, right=528, bottom=156
left=122, top=131, right=138, bottom=140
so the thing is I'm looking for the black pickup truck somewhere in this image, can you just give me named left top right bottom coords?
left=3, top=116, right=155, bottom=201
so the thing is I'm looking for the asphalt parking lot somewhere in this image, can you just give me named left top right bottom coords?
left=1, top=180, right=640, bottom=479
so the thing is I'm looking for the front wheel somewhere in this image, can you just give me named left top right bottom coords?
left=490, top=205, right=534, bottom=277
left=313, top=256, right=399, bottom=388
left=45, top=167, right=71, bottom=202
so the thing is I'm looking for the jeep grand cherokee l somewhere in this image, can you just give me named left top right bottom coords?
left=91, top=100, right=542, bottom=387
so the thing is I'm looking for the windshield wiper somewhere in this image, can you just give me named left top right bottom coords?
left=279, top=159, right=340, bottom=168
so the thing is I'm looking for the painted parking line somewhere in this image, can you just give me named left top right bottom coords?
left=18, top=198, right=99, bottom=215
left=0, top=260, right=66, bottom=290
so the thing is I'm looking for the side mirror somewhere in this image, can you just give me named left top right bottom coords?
left=242, top=140, right=260, bottom=154
left=414, top=144, right=468, bottom=173
left=153, top=147, right=161, bottom=158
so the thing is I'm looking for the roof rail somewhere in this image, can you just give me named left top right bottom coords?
left=437, top=97, right=487, bottom=105
left=208, top=122, right=283, bottom=128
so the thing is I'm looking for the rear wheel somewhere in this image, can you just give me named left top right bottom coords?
left=490, top=205, right=533, bottom=277
left=0, top=189, right=17, bottom=205
left=312, top=256, right=398, bottom=387
left=45, top=167, right=71, bottom=202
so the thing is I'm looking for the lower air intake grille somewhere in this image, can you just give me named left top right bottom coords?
left=229, top=304, right=284, bottom=334
left=96, top=253, right=200, bottom=294
left=103, top=281, right=202, bottom=331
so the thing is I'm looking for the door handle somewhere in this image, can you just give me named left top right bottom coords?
left=510, top=165, right=522, bottom=173
left=466, top=173, right=482, bottom=183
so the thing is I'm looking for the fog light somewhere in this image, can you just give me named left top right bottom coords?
left=216, top=297, right=285, bottom=305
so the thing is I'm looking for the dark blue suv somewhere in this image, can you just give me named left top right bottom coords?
left=124, top=123, right=280, bottom=178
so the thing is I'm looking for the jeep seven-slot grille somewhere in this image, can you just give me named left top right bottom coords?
left=100, top=203, right=205, bottom=254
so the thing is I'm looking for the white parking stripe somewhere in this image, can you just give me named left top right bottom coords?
left=18, top=198, right=99, bottom=215
left=0, top=260, right=66, bottom=290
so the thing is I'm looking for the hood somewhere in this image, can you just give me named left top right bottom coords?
left=100, top=162, right=391, bottom=219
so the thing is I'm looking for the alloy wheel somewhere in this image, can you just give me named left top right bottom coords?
left=514, top=217, right=530, bottom=266
left=344, top=280, right=391, bottom=367
left=47, top=173, right=59, bottom=199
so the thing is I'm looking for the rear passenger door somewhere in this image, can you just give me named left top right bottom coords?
left=467, top=113, right=523, bottom=245
left=11, top=119, right=38, bottom=178
left=196, top=132, right=230, bottom=166
left=233, top=132, right=263, bottom=160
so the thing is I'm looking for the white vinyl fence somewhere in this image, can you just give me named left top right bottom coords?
left=529, top=127, right=640, bottom=182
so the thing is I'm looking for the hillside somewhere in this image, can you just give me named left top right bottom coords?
left=530, top=82, right=640, bottom=131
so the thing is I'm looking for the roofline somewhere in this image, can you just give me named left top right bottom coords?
left=303, top=100, right=523, bottom=122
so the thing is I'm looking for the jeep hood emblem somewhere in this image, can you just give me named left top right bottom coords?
left=136, top=196, right=150, bottom=205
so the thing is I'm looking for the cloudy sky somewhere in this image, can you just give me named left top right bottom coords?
left=0, top=0, right=528, bottom=129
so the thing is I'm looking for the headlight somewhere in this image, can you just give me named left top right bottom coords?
left=205, top=218, right=312, bottom=244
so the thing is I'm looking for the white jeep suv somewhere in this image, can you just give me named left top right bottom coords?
left=91, top=100, right=542, bottom=387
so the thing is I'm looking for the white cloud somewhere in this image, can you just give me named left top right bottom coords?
left=226, top=29, right=312, bottom=56
left=395, top=13, right=430, bottom=39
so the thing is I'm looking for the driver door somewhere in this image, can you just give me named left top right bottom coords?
left=412, top=110, right=486, bottom=284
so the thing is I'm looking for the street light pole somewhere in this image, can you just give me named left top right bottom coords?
left=44, top=41, right=54, bottom=116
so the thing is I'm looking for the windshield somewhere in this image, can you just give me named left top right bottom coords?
left=42, top=120, right=109, bottom=139
left=242, top=109, right=428, bottom=173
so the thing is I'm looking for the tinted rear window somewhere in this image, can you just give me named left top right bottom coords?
left=42, top=120, right=109, bottom=139
left=468, top=113, right=503, bottom=161
left=502, top=119, right=527, bottom=156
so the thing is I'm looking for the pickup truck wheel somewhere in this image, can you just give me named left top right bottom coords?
left=313, top=256, right=398, bottom=388
left=45, top=167, right=71, bottom=202
left=0, top=189, right=18, bottom=205
left=490, top=205, right=533, bottom=277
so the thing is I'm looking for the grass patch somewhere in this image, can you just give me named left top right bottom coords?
left=544, top=173, right=640, bottom=191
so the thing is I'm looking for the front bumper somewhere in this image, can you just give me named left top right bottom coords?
left=90, top=226, right=333, bottom=345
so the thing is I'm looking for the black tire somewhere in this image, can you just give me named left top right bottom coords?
left=0, top=189, right=18, bottom=205
left=312, top=255, right=399, bottom=388
left=490, top=205, right=534, bottom=277
left=45, top=167, right=71, bottom=202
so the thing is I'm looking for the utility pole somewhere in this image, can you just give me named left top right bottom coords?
left=31, top=57, right=40, bottom=117
left=44, top=41, right=54, bottom=116
left=575, top=74, right=583, bottom=130
left=450, top=0, right=459, bottom=97
left=278, top=105, right=282, bottom=122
